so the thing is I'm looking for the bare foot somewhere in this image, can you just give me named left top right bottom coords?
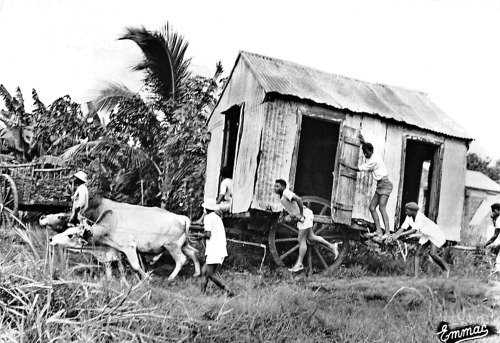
left=444, top=269, right=450, bottom=278
left=288, top=264, right=304, bottom=273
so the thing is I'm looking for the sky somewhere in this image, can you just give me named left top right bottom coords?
left=0, top=0, right=499, bottom=159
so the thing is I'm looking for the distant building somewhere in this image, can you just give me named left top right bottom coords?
left=461, top=170, right=500, bottom=245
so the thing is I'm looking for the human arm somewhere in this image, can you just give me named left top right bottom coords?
left=216, top=194, right=225, bottom=204
left=291, top=194, right=305, bottom=221
left=217, top=179, right=230, bottom=204
left=192, top=231, right=212, bottom=240
left=392, top=216, right=416, bottom=239
left=393, top=228, right=417, bottom=239
left=358, top=132, right=366, bottom=145
left=485, top=228, right=500, bottom=247
left=340, top=158, right=360, bottom=172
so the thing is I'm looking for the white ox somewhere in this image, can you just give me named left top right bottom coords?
left=50, top=206, right=201, bottom=280
left=39, top=213, right=72, bottom=232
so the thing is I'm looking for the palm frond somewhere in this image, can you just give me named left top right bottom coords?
left=157, top=23, right=191, bottom=92
left=90, top=81, right=136, bottom=114
left=15, top=87, right=24, bottom=110
left=34, top=154, right=66, bottom=166
left=214, top=61, right=224, bottom=79
left=31, top=88, right=47, bottom=115
left=0, top=84, right=15, bottom=113
left=120, top=26, right=176, bottom=101
left=60, top=138, right=160, bottom=174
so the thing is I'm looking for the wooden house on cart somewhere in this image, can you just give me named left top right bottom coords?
left=204, top=51, right=473, bottom=243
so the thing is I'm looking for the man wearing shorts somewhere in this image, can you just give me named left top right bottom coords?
left=198, top=198, right=234, bottom=296
left=350, top=134, right=393, bottom=238
left=273, top=179, right=339, bottom=273
left=392, top=202, right=450, bottom=278
left=485, top=203, right=500, bottom=274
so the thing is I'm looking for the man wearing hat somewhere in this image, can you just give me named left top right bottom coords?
left=196, top=198, right=233, bottom=296
left=391, top=202, right=450, bottom=278
left=69, top=171, right=89, bottom=225
left=485, top=203, right=500, bottom=274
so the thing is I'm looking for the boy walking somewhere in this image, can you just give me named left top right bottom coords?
left=485, top=203, right=500, bottom=274
left=273, top=179, right=339, bottom=272
left=198, top=199, right=234, bottom=296
left=392, top=202, right=450, bottom=278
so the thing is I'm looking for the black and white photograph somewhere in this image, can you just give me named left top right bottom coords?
left=0, top=0, right=499, bottom=342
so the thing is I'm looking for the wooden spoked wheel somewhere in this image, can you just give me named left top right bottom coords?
left=0, top=174, right=19, bottom=230
left=268, top=196, right=349, bottom=273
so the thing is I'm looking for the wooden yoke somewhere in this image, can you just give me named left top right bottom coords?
left=331, top=125, right=360, bottom=225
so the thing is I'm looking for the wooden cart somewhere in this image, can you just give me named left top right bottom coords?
left=0, top=162, right=73, bottom=228
left=215, top=126, right=363, bottom=274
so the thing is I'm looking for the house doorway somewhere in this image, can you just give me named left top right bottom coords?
left=294, top=117, right=340, bottom=201
left=220, top=105, right=242, bottom=173
left=399, top=139, right=442, bottom=224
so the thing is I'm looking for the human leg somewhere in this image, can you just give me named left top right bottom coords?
left=378, top=194, right=390, bottom=236
left=369, top=193, right=383, bottom=235
left=414, top=244, right=423, bottom=278
left=307, top=230, right=339, bottom=259
left=207, top=264, right=233, bottom=294
left=494, top=249, right=500, bottom=273
left=202, top=262, right=233, bottom=295
left=429, top=243, right=450, bottom=277
left=289, top=228, right=309, bottom=272
left=200, top=262, right=209, bottom=293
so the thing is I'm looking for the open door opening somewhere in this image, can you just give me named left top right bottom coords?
left=294, top=117, right=340, bottom=201
left=220, top=105, right=242, bottom=173
left=400, top=140, right=441, bottom=224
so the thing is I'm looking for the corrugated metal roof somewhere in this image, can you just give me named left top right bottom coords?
left=465, top=170, right=500, bottom=193
left=240, top=51, right=472, bottom=140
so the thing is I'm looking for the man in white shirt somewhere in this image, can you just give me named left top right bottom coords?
left=485, top=203, right=500, bottom=274
left=273, top=179, right=339, bottom=273
left=69, top=171, right=89, bottom=225
left=349, top=134, right=393, bottom=239
left=392, top=202, right=450, bottom=278
left=197, top=198, right=234, bottom=296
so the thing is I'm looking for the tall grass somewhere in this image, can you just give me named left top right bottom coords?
left=0, top=221, right=499, bottom=342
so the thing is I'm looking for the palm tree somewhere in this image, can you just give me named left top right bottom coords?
left=78, top=23, right=224, bottom=213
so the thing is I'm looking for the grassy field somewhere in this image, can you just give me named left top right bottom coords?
left=0, top=222, right=499, bottom=343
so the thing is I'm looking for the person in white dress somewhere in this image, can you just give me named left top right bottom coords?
left=392, top=202, right=450, bottom=278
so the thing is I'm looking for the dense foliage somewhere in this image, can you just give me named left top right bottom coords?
left=94, top=25, right=225, bottom=216
left=467, top=152, right=500, bottom=182
left=2, top=24, right=224, bottom=214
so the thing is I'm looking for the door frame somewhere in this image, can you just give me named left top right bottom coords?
left=395, top=134, right=445, bottom=227
left=219, top=103, right=245, bottom=182
left=289, top=108, right=344, bottom=191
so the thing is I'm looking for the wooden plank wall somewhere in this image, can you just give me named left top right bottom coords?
left=437, top=137, right=467, bottom=241
left=353, top=116, right=388, bottom=223
left=204, top=120, right=224, bottom=200
left=383, top=124, right=404, bottom=232
left=344, top=114, right=403, bottom=231
left=232, top=104, right=266, bottom=213
left=252, top=99, right=300, bottom=211
left=204, top=57, right=266, bottom=202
